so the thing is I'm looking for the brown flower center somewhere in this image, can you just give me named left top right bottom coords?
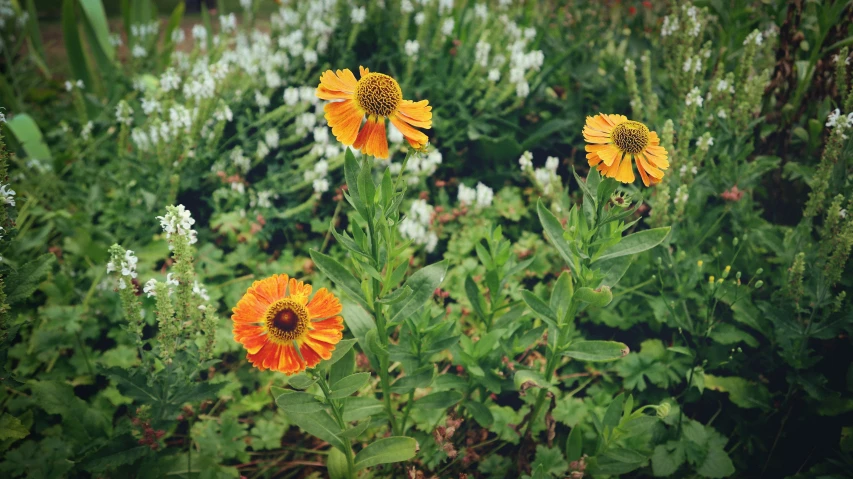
left=611, top=121, right=650, bottom=154
left=356, top=72, right=402, bottom=117
left=265, top=299, right=309, bottom=342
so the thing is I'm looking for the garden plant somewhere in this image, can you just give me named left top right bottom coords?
left=1, top=0, right=853, bottom=478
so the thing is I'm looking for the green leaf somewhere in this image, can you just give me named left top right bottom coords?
left=652, top=442, right=685, bottom=477
left=521, top=290, right=557, bottom=326
left=289, top=410, right=346, bottom=453
left=286, top=374, right=317, bottom=390
left=465, top=400, right=494, bottom=427
left=564, top=340, right=630, bottom=362
left=514, top=370, right=551, bottom=390
left=274, top=390, right=325, bottom=413
left=30, top=380, right=110, bottom=441
left=537, top=200, right=578, bottom=271
left=464, top=275, right=487, bottom=320
left=23, top=0, right=50, bottom=76
left=159, top=2, right=185, bottom=67
left=573, top=286, right=613, bottom=307
left=594, top=227, right=670, bottom=263
left=550, top=271, right=574, bottom=323
left=329, top=372, right=371, bottom=399
left=326, top=338, right=358, bottom=366
left=310, top=250, right=371, bottom=311
left=342, top=397, right=384, bottom=422
left=703, top=375, right=771, bottom=410
left=387, top=261, right=448, bottom=324
left=602, top=393, right=625, bottom=432
left=0, top=414, right=29, bottom=441
left=354, top=437, right=417, bottom=470
left=4, top=114, right=52, bottom=161
left=79, top=0, right=115, bottom=61
left=327, top=448, right=350, bottom=479
left=416, top=390, right=463, bottom=409
left=390, top=367, right=434, bottom=394
left=696, top=446, right=735, bottom=478
left=81, top=440, right=149, bottom=473
left=62, top=0, right=92, bottom=96
left=566, top=425, right=583, bottom=461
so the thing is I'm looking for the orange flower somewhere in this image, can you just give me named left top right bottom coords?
left=583, top=114, right=670, bottom=187
left=232, top=274, right=344, bottom=375
left=316, top=66, right=432, bottom=159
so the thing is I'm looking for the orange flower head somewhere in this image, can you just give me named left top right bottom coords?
left=583, top=114, right=670, bottom=187
left=316, top=66, right=432, bottom=159
left=231, top=274, right=344, bottom=375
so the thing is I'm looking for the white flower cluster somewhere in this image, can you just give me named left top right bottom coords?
left=107, top=249, right=139, bottom=290
left=744, top=30, right=763, bottom=47
left=156, top=204, right=198, bottom=247
left=130, top=21, right=159, bottom=39
left=826, top=108, right=853, bottom=139
left=716, top=79, right=734, bottom=94
left=65, top=79, right=84, bottom=91
left=81, top=121, right=94, bottom=141
left=696, top=134, right=715, bottom=152
left=304, top=159, right=331, bottom=194
left=351, top=6, right=366, bottom=24
left=405, top=40, right=420, bottom=59
left=674, top=185, right=690, bottom=205
left=458, top=182, right=494, bottom=209
left=520, top=152, right=561, bottom=195
left=1, top=183, right=16, bottom=207
left=115, top=100, right=134, bottom=126
left=397, top=149, right=442, bottom=184
left=684, top=5, right=701, bottom=37
left=399, top=199, right=438, bottom=252
left=682, top=57, right=702, bottom=74
left=685, top=87, right=704, bottom=107
left=661, top=15, right=679, bottom=37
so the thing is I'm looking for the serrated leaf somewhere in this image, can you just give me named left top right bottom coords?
left=5, top=253, right=54, bottom=304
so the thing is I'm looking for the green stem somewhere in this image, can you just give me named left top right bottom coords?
left=315, top=373, right=356, bottom=479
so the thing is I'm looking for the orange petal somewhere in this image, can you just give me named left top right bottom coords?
left=396, top=100, right=432, bottom=127
left=303, top=335, right=336, bottom=361
left=309, top=327, right=344, bottom=344
left=252, top=274, right=289, bottom=306
left=615, top=153, right=636, bottom=184
left=353, top=115, right=377, bottom=151
left=288, top=277, right=312, bottom=305
left=390, top=114, right=428, bottom=148
left=279, top=342, right=306, bottom=375
left=325, top=99, right=364, bottom=146
left=312, top=315, right=345, bottom=330
left=636, top=152, right=664, bottom=178
left=359, top=65, right=370, bottom=78
left=298, top=340, right=324, bottom=368
left=587, top=152, right=603, bottom=166
left=597, top=145, right=621, bottom=166
left=635, top=156, right=651, bottom=187
left=307, top=288, right=343, bottom=319
left=246, top=341, right=278, bottom=371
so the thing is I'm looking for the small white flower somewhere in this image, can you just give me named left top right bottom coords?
left=265, top=129, right=280, bottom=148
left=313, top=178, right=330, bottom=194
left=220, top=13, right=237, bottom=33
left=545, top=156, right=559, bottom=173
left=401, top=0, right=414, bottom=14
left=254, top=90, right=270, bottom=109
left=717, top=108, right=728, bottom=119
left=475, top=182, right=493, bottom=208
left=303, top=49, right=318, bottom=65
left=143, top=279, right=158, bottom=298
left=488, top=69, right=501, bottom=82
left=166, top=273, right=179, bottom=288
left=441, top=18, right=455, bottom=36
left=518, top=151, right=533, bottom=170
left=414, top=12, right=425, bottom=25
left=515, top=80, right=530, bottom=98
left=351, top=6, right=366, bottom=24
left=685, top=87, right=704, bottom=107
left=840, top=209, right=848, bottom=219
left=283, top=87, right=300, bottom=106
left=131, top=44, right=147, bottom=58
left=474, top=3, right=488, bottom=21
left=458, top=183, right=476, bottom=206
left=193, top=280, right=210, bottom=301
left=405, top=40, right=420, bottom=58
left=106, top=261, right=116, bottom=274
left=661, top=15, right=679, bottom=37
